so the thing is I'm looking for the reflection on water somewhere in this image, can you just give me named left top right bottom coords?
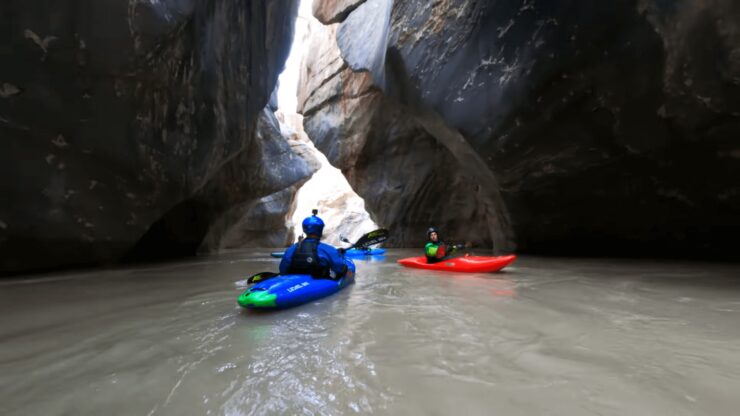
left=1, top=250, right=739, bottom=415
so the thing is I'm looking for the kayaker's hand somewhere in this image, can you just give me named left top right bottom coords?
left=338, top=248, right=346, bottom=256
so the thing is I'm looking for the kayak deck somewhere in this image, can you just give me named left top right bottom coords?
left=238, top=260, right=356, bottom=309
left=238, top=274, right=354, bottom=309
left=397, top=255, right=516, bottom=273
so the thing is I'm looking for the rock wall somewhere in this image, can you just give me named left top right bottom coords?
left=313, top=0, right=366, bottom=25
left=129, top=107, right=315, bottom=260
left=0, top=0, right=304, bottom=274
left=301, top=0, right=740, bottom=258
left=298, top=17, right=496, bottom=248
left=200, top=187, right=299, bottom=250
left=278, top=111, right=378, bottom=248
left=199, top=110, right=321, bottom=252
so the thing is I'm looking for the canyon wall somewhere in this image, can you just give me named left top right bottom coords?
left=301, top=0, right=740, bottom=257
left=0, top=0, right=306, bottom=274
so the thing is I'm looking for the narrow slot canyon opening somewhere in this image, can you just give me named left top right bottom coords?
left=275, top=0, right=378, bottom=247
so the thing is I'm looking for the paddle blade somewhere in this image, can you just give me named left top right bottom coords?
left=247, top=271, right=279, bottom=285
left=353, top=229, right=389, bottom=249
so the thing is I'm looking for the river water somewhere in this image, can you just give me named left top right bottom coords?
left=1, top=250, right=739, bottom=415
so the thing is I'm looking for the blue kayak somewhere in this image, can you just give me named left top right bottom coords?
left=270, top=248, right=385, bottom=258
left=347, top=248, right=386, bottom=256
left=238, top=260, right=356, bottom=309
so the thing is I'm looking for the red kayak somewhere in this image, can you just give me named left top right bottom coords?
left=398, top=255, right=517, bottom=273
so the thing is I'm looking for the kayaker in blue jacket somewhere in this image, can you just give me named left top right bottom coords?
left=425, top=227, right=464, bottom=264
left=280, top=210, right=353, bottom=280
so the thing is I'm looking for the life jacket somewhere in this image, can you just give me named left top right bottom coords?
left=288, top=239, right=330, bottom=278
left=425, top=242, right=447, bottom=264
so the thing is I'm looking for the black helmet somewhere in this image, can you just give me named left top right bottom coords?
left=426, top=227, right=440, bottom=239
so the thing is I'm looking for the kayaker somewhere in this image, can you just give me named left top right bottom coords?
left=425, top=227, right=464, bottom=264
left=280, top=210, right=353, bottom=280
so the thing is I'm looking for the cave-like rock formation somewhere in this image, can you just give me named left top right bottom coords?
left=277, top=111, right=379, bottom=248
left=301, top=0, right=740, bottom=258
left=0, top=0, right=305, bottom=274
left=299, top=19, right=497, bottom=247
left=199, top=110, right=321, bottom=252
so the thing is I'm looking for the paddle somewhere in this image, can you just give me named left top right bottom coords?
left=449, top=242, right=472, bottom=250
left=352, top=228, right=389, bottom=249
left=340, top=236, right=371, bottom=254
left=339, top=228, right=389, bottom=254
left=430, top=238, right=472, bottom=259
left=246, top=271, right=279, bottom=285
left=449, top=241, right=476, bottom=257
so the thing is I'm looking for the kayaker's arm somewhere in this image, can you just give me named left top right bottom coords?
left=322, top=244, right=352, bottom=279
left=447, top=243, right=465, bottom=254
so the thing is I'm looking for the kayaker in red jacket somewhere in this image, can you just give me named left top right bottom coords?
left=424, top=227, right=464, bottom=264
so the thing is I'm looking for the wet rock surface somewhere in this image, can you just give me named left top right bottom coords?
left=130, top=108, right=315, bottom=260
left=0, top=0, right=304, bottom=274
left=303, top=0, right=740, bottom=258
left=312, top=0, right=366, bottom=25
left=198, top=111, right=326, bottom=252
left=199, top=187, right=299, bottom=252
left=299, top=17, right=495, bottom=248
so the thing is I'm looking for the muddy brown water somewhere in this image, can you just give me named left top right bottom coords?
left=1, top=250, right=739, bottom=415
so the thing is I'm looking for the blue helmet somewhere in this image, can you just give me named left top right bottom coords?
left=302, top=210, right=325, bottom=236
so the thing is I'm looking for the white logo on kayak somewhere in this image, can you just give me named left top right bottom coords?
left=287, top=282, right=310, bottom=293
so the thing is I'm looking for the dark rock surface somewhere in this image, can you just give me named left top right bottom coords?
left=199, top=187, right=299, bottom=251
left=302, top=0, right=740, bottom=258
left=0, top=0, right=303, bottom=274
left=126, top=108, right=315, bottom=261
left=199, top=111, right=321, bottom=252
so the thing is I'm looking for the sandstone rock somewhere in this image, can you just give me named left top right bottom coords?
left=298, top=11, right=496, bottom=248
left=336, top=0, right=393, bottom=87
left=278, top=111, right=323, bottom=173
left=304, top=0, right=740, bottom=258
left=279, top=111, right=378, bottom=247
left=0, top=0, right=302, bottom=274
left=313, top=0, right=367, bottom=25
left=198, top=105, right=380, bottom=253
